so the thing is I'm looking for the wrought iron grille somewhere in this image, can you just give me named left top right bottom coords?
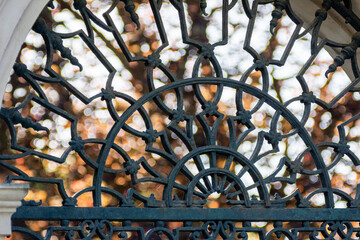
left=2, top=0, right=360, bottom=239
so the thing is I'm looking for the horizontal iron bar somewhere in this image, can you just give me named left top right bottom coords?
left=12, top=207, right=360, bottom=222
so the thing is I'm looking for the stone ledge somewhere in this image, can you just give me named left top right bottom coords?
left=0, top=183, right=29, bottom=240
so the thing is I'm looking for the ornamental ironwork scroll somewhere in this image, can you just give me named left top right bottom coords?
left=2, top=0, right=360, bottom=239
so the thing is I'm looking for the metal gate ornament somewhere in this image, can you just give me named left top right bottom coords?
left=2, top=0, right=360, bottom=239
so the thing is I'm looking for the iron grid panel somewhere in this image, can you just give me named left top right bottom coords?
left=2, top=0, right=360, bottom=239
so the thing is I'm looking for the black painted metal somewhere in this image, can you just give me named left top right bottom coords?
left=11, top=207, right=360, bottom=221
left=2, top=0, right=360, bottom=239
